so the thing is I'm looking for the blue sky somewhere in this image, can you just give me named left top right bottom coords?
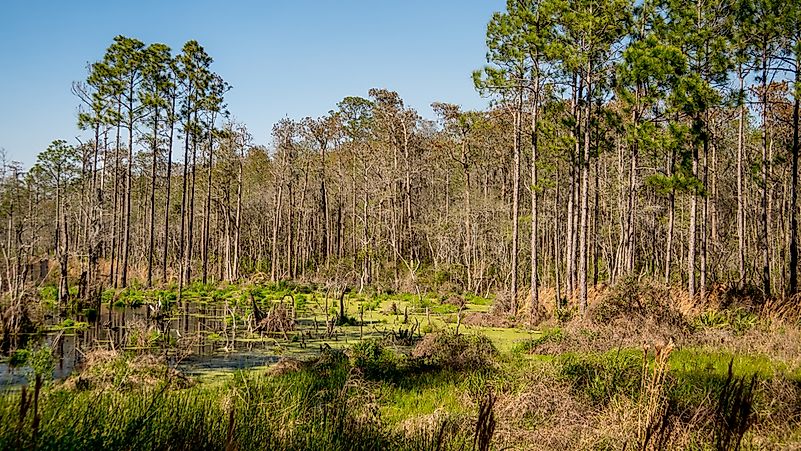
left=0, top=0, right=503, bottom=166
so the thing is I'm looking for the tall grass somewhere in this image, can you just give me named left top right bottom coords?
left=0, top=352, right=477, bottom=451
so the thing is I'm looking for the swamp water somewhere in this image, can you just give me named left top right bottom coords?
left=0, top=301, right=308, bottom=387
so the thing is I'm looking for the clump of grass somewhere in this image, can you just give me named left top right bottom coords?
left=0, top=346, right=487, bottom=451
left=637, top=341, right=675, bottom=451
left=360, top=297, right=381, bottom=311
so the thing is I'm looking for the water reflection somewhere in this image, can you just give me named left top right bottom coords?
left=1, top=301, right=283, bottom=387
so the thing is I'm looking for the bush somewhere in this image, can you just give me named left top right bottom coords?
left=349, top=339, right=399, bottom=379
left=591, top=276, right=686, bottom=329
left=39, top=285, right=59, bottom=303
left=10, top=345, right=55, bottom=383
left=28, top=345, right=55, bottom=382
left=557, top=350, right=642, bottom=405
left=411, top=332, right=497, bottom=371
left=695, top=308, right=758, bottom=334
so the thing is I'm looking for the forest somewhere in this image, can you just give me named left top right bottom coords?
left=1, top=0, right=801, bottom=449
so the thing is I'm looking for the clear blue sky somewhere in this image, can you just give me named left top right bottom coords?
left=0, top=0, right=503, bottom=167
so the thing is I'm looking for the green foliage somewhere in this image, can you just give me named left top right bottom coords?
left=695, top=308, right=758, bottom=334
left=464, top=293, right=492, bottom=306
left=511, top=327, right=564, bottom=354
left=294, top=293, right=308, bottom=311
left=350, top=339, right=400, bottom=379
left=6, top=345, right=55, bottom=382
left=558, top=350, right=642, bottom=405
left=51, top=318, right=90, bottom=332
left=8, top=349, right=30, bottom=368
left=25, top=345, right=55, bottom=383
left=39, top=285, right=58, bottom=305
left=361, top=297, right=381, bottom=311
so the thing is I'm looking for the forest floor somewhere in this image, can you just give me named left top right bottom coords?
left=1, top=278, right=801, bottom=450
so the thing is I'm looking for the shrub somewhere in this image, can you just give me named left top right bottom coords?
left=27, top=345, right=55, bottom=382
left=349, top=339, right=399, bottom=379
left=695, top=307, right=758, bottom=334
left=7, top=344, right=55, bottom=382
left=39, top=285, right=59, bottom=303
left=557, top=350, right=641, bottom=405
left=591, top=276, right=686, bottom=329
left=411, top=332, right=497, bottom=371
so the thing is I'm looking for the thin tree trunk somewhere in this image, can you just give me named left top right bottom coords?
left=510, top=88, right=522, bottom=316
left=530, top=80, right=540, bottom=319
left=689, top=140, right=698, bottom=298
left=162, top=95, right=176, bottom=285
left=147, top=107, right=159, bottom=287
left=790, top=55, right=800, bottom=295
left=202, top=118, right=215, bottom=284
left=232, top=138, right=243, bottom=282
left=579, top=75, right=591, bottom=314
left=761, top=47, right=771, bottom=298
left=737, top=70, right=746, bottom=289
left=121, top=83, right=134, bottom=288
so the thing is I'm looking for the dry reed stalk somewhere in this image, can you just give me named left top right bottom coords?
left=638, top=340, right=674, bottom=451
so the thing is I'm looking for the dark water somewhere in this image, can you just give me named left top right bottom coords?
left=0, top=302, right=283, bottom=388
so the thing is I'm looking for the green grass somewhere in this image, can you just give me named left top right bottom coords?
left=380, top=370, right=471, bottom=424
left=0, top=349, right=479, bottom=451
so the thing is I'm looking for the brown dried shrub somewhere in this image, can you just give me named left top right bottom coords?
left=62, top=349, right=192, bottom=391
left=411, top=332, right=498, bottom=371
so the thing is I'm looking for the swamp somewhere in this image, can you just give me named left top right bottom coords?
left=3, top=0, right=801, bottom=448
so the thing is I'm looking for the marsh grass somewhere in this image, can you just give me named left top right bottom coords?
left=5, top=279, right=801, bottom=449
left=0, top=349, right=483, bottom=451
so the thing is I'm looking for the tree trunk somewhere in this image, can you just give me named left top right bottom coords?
left=510, top=88, right=522, bottom=316
left=737, top=71, right=746, bottom=290
left=162, top=95, right=176, bottom=285
left=147, top=107, right=159, bottom=287
left=688, top=140, right=698, bottom=298
left=790, top=55, right=800, bottom=295
left=761, top=48, right=771, bottom=298
left=530, top=81, right=540, bottom=320
left=121, top=84, right=134, bottom=288
left=578, top=76, right=591, bottom=314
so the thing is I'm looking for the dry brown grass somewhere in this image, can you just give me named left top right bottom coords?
left=62, top=349, right=192, bottom=391
left=266, top=356, right=307, bottom=376
left=493, top=362, right=595, bottom=449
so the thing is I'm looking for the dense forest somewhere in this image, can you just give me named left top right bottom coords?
left=6, top=0, right=798, bottom=319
